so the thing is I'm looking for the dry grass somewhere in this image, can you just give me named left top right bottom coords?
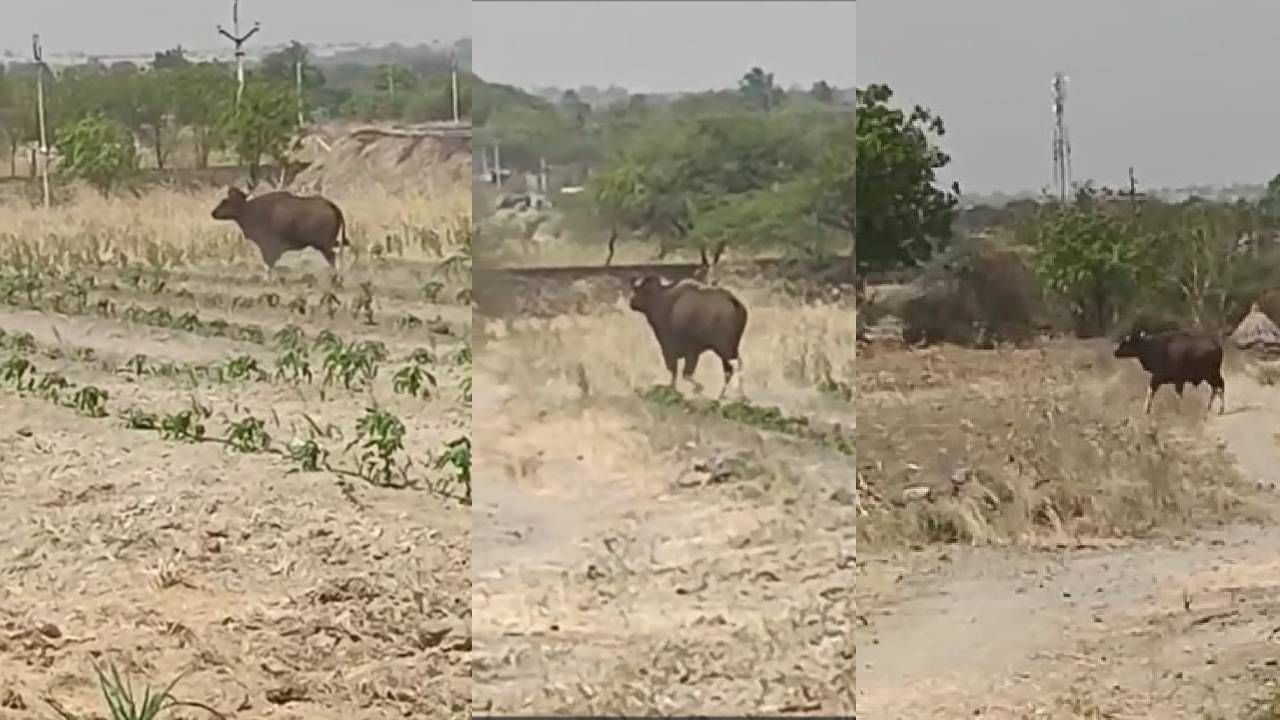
left=480, top=281, right=853, bottom=408
left=857, top=339, right=1266, bottom=549
left=472, top=278, right=854, bottom=714
left=0, top=179, right=473, bottom=718
left=0, top=183, right=471, bottom=271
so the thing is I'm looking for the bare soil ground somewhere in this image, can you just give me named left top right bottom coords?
left=857, top=339, right=1280, bottom=719
left=471, top=276, right=855, bottom=715
left=0, top=186, right=472, bottom=719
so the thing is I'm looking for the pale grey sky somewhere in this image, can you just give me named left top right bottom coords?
left=859, top=0, right=1280, bottom=194
left=474, top=1, right=856, bottom=93
left=0, top=0, right=469, bottom=58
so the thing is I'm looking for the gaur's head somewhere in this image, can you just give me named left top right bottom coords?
left=211, top=186, right=248, bottom=220
left=628, top=275, right=668, bottom=313
left=1114, top=330, right=1148, bottom=358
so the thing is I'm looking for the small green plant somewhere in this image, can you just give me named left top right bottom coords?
left=160, top=408, right=207, bottom=443
left=348, top=406, right=408, bottom=486
left=227, top=416, right=271, bottom=453
left=223, top=355, right=264, bottom=382
left=393, top=362, right=437, bottom=398
left=274, top=324, right=306, bottom=350
left=274, top=347, right=313, bottom=383
left=420, top=280, right=444, bottom=303
left=433, top=436, right=472, bottom=504
left=126, top=354, right=149, bottom=376
left=286, top=437, right=328, bottom=472
left=2, top=355, right=35, bottom=390
left=46, top=661, right=216, bottom=720
left=70, top=386, right=109, bottom=418
left=37, top=372, right=69, bottom=400
left=322, top=341, right=380, bottom=390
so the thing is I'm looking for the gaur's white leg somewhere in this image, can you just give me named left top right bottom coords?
left=1144, top=386, right=1157, bottom=414
left=734, top=358, right=746, bottom=399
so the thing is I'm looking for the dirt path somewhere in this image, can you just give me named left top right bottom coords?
left=858, top=372, right=1280, bottom=718
left=471, top=367, right=855, bottom=714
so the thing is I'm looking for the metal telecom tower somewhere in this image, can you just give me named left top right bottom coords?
left=1051, top=72, right=1072, bottom=202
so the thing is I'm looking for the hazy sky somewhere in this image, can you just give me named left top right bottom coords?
left=0, top=0, right=469, bottom=57
left=859, top=0, right=1280, bottom=194
left=474, top=1, right=856, bottom=93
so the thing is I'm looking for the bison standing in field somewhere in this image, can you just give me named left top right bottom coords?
left=628, top=275, right=748, bottom=398
left=1113, top=329, right=1226, bottom=414
left=211, top=187, right=351, bottom=277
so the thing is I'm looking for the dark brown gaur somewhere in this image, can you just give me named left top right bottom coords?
left=628, top=275, right=748, bottom=398
left=1113, top=329, right=1225, bottom=414
left=211, top=186, right=350, bottom=276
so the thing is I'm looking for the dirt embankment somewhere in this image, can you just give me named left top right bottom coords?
left=858, top=342, right=1280, bottom=719
left=289, top=123, right=472, bottom=197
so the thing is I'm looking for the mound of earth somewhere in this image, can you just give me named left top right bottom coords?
left=289, top=122, right=472, bottom=196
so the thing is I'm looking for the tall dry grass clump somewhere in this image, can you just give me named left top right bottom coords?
left=479, top=281, right=854, bottom=413
left=0, top=183, right=471, bottom=272
left=857, top=342, right=1265, bottom=547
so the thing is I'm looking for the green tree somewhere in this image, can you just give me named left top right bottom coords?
left=175, top=62, right=234, bottom=169
left=855, top=83, right=959, bottom=272
left=1031, top=190, right=1138, bottom=336
left=153, top=46, right=191, bottom=71
left=560, top=89, right=591, bottom=128
left=810, top=118, right=856, bottom=271
left=738, top=66, right=784, bottom=112
left=810, top=80, right=835, bottom=104
left=55, top=113, right=137, bottom=196
left=216, top=80, right=294, bottom=185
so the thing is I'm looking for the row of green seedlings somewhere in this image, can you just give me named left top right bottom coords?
left=109, top=268, right=467, bottom=325
left=639, top=385, right=854, bottom=456
left=0, top=348, right=471, bottom=503
left=0, top=270, right=461, bottom=340
left=0, top=325, right=470, bottom=405
left=0, top=270, right=465, bottom=363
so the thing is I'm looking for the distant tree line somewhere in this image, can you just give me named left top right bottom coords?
left=0, top=40, right=473, bottom=188
left=476, top=66, right=855, bottom=270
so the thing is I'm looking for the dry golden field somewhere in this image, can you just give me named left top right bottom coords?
left=472, top=262, right=856, bottom=714
left=0, top=181, right=472, bottom=719
left=857, top=335, right=1280, bottom=718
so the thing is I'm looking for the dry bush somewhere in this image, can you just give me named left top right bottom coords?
left=857, top=341, right=1265, bottom=548
left=900, top=236, right=1054, bottom=346
left=0, top=183, right=471, bottom=271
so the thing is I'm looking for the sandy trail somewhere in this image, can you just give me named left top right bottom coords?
left=858, top=372, right=1280, bottom=718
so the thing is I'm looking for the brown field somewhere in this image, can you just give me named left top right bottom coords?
left=0, top=182, right=472, bottom=719
left=857, top=337, right=1280, bottom=718
left=471, top=267, right=856, bottom=714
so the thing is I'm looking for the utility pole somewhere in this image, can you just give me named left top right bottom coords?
left=217, top=0, right=261, bottom=109
left=387, top=64, right=396, bottom=104
left=450, top=48, right=460, bottom=123
left=32, top=34, right=50, bottom=209
left=493, top=145, right=503, bottom=187
left=294, top=57, right=304, bottom=128
left=1051, top=72, right=1072, bottom=203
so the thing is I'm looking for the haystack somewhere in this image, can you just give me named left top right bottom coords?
left=1231, top=302, right=1280, bottom=352
left=289, top=122, right=472, bottom=196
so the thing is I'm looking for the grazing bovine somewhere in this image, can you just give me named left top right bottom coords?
left=211, top=187, right=350, bottom=275
left=628, top=275, right=748, bottom=398
left=1113, top=329, right=1225, bottom=414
